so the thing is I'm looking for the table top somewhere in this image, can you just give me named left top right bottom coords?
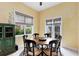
left=30, top=37, right=57, bottom=45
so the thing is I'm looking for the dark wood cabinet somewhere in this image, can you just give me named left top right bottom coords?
left=0, top=23, right=15, bottom=55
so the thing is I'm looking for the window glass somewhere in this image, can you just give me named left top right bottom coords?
left=46, top=20, right=53, bottom=33
left=25, top=25, right=32, bottom=34
left=15, top=24, right=24, bottom=35
left=15, top=11, right=33, bottom=35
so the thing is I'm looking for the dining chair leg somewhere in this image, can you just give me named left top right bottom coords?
left=50, top=45, right=52, bottom=56
left=59, top=48, right=62, bottom=56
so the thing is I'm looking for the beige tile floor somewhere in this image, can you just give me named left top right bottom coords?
left=61, top=48, right=78, bottom=56
left=8, top=47, right=78, bottom=56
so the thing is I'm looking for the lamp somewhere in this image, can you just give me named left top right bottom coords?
left=40, top=2, right=42, bottom=6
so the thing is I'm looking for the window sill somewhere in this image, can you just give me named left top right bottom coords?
left=15, top=35, right=24, bottom=37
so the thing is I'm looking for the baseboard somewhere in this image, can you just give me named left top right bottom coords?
left=62, top=46, right=78, bottom=53
left=78, top=49, right=79, bottom=56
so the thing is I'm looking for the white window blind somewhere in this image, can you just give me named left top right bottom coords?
left=15, top=14, right=25, bottom=23
left=25, top=17, right=33, bottom=25
left=15, top=11, right=33, bottom=25
left=14, top=11, right=33, bottom=35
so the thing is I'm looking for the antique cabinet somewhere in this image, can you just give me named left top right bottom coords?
left=0, top=23, right=15, bottom=55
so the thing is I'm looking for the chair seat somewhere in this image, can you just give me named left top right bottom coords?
left=44, top=48, right=58, bottom=56
left=25, top=48, right=41, bottom=56
left=37, top=44, right=49, bottom=49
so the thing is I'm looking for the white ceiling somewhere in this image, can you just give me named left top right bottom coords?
left=23, top=2, right=61, bottom=11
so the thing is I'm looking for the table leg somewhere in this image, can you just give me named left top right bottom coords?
left=41, top=45, right=43, bottom=56
left=38, top=44, right=48, bottom=56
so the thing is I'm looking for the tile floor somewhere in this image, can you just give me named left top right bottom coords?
left=61, top=48, right=78, bottom=56
left=8, top=47, right=78, bottom=56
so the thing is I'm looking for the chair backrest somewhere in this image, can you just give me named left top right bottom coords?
left=33, top=33, right=39, bottom=39
left=25, top=40, right=36, bottom=56
left=55, top=34, right=62, bottom=39
left=26, top=40, right=36, bottom=46
left=49, top=40, right=58, bottom=48
left=23, top=35, right=28, bottom=43
left=44, top=33, right=51, bottom=38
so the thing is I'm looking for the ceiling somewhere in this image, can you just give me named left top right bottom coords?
left=23, top=2, right=61, bottom=11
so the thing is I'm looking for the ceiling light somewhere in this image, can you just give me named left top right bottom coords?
left=40, top=2, right=42, bottom=6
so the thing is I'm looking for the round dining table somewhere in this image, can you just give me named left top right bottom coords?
left=29, top=37, right=58, bottom=56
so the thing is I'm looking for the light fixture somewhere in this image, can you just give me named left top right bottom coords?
left=40, top=2, right=42, bottom=6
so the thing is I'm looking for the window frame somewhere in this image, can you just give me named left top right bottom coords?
left=45, top=19, right=53, bottom=33
left=14, top=11, right=34, bottom=36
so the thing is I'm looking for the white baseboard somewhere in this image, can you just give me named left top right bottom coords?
left=78, top=49, right=79, bottom=56
left=62, top=46, right=78, bottom=53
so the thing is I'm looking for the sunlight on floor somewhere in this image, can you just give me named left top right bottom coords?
left=61, top=48, right=78, bottom=56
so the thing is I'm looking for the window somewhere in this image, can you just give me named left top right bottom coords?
left=15, top=24, right=24, bottom=35
left=25, top=17, right=33, bottom=34
left=45, top=17, right=62, bottom=38
left=45, top=20, right=53, bottom=33
left=15, top=11, right=33, bottom=35
left=53, top=18, right=61, bottom=35
left=25, top=25, right=32, bottom=34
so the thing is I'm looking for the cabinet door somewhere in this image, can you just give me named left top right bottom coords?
left=4, top=25, right=15, bottom=54
left=0, top=39, right=4, bottom=55
left=5, top=38, right=15, bottom=48
left=4, top=38, right=15, bottom=54
left=4, top=38, right=12, bottom=49
left=4, top=26, right=14, bottom=38
left=0, top=26, right=4, bottom=55
left=0, top=26, right=3, bottom=39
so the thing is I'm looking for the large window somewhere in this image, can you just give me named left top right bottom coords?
left=15, top=11, right=33, bottom=35
left=45, top=17, right=62, bottom=38
left=53, top=18, right=61, bottom=35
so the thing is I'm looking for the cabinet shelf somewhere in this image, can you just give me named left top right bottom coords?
left=5, top=32, right=13, bottom=33
left=0, top=27, right=2, bottom=32
left=0, top=33, right=2, bottom=38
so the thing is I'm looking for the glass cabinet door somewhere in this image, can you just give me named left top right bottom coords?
left=4, top=26, right=14, bottom=38
left=0, top=27, right=2, bottom=38
left=0, top=26, right=4, bottom=55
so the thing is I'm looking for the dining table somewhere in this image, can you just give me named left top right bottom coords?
left=29, top=37, right=58, bottom=56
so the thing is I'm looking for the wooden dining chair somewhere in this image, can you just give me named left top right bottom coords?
left=50, top=40, right=59, bottom=56
left=23, top=35, right=28, bottom=55
left=44, top=40, right=59, bottom=56
left=25, top=39, right=41, bottom=56
left=56, top=35, right=62, bottom=55
left=44, top=34, right=62, bottom=56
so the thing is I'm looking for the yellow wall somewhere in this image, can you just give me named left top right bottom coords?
left=77, top=3, right=79, bottom=52
left=0, top=2, right=39, bottom=47
left=39, top=2, right=78, bottom=50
